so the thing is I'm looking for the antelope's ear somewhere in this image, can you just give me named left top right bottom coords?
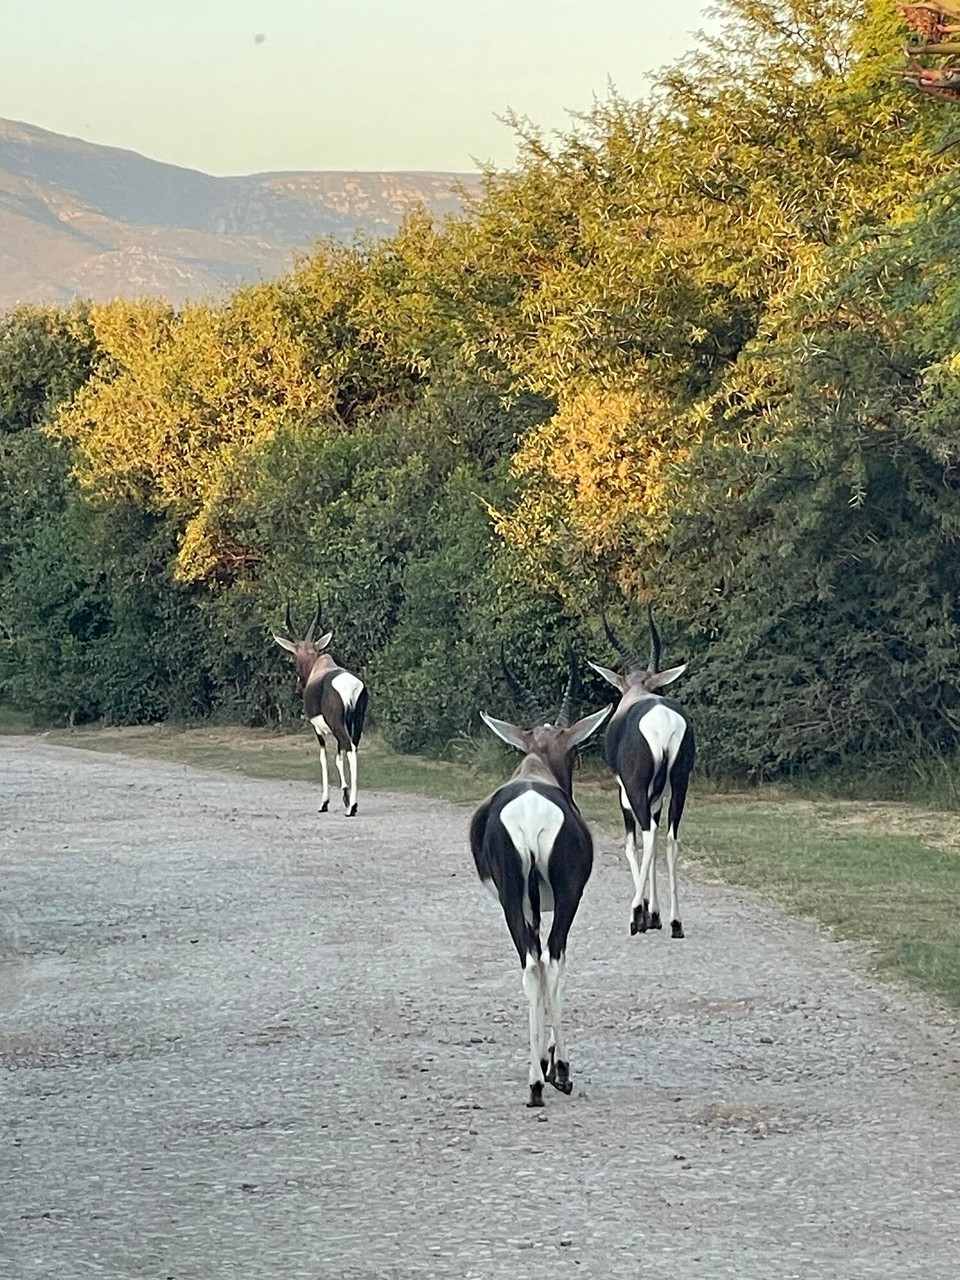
left=479, top=712, right=529, bottom=752
left=273, top=633, right=297, bottom=654
left=646, top=662, right=687, bottom=691
left=316, top=630, right=333, bottom=651
left=586, top=660, right=626, bottom=693
left=566, top=704, right=611, bottom=748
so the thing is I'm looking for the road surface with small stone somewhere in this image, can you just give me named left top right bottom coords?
left=2, top=736, right=959, bottom=1279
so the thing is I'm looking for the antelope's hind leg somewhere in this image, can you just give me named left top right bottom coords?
left=666, top=761, right=692, bottom=938
left=618, top=782, right=648, bottom=935
left=314, top=730, right=329, bottom=812
left=666, top=825, right=684, bottom=938
left=542, top=884, right=583, bottom=1096
left=495, top=858, right=547, bottom=1106
left=522, top=953, right=548, bottom=1107
left=543, top=954, right=571, bottom=1093
left=346, top=746, right=359, bottom=817
left=334, top=749, right=350, bottom=815
left=647, top=807, right=662, bottom=931
left=631, top=821, right=658, bottom=936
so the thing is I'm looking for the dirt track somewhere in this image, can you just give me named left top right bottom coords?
left=2, top=736, right=960, bottom=1279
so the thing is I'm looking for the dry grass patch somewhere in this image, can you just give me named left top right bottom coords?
left=819, top=803, right=960, bottom=855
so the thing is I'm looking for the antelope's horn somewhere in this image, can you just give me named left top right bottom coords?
left=556, top=647, right=577, bottom=728
left=500, top=646, right=547, bottom=726
left=647, top=603, right=662, bottom=673
left=601, top=607, right=644, bottom=672
left=284, top=600, right=295, bottom=638
left=305, top=594, right=322, bottom=644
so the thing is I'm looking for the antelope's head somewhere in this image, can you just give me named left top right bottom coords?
left=273, top=596, right=333, bottom=690
left=480, top=650, right=610, bottom=796
left=587, top=605, right=688, bottom=697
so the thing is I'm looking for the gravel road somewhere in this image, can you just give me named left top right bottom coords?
left=2, top=736, right=959, bottom=1279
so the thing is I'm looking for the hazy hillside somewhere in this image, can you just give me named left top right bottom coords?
left=0, top=119, right=478, bottom=307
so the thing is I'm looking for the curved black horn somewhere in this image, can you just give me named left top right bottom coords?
left=601, top=608, right=644, bottom=672
left=284, top=600, right=295, bottom=638
left=305, top=594, right=322, bottom=644
left=556, top=647, right=577, bottom=728
left=500, top=646, right=547, bottom=726
left=647, top=603, right=662, bottom=673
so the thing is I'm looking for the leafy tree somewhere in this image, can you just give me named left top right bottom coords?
left=51, top=289, right=331, bottom=583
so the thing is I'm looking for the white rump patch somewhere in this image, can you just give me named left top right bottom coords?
left=332, top=670, right=363, bottom=711
left=638, top=702, right=687, bottom=764
left=500, top=790, right=564, bottom=917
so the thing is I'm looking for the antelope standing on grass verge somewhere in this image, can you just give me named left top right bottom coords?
left=469, top=657, right=610, bottom=1108
left=273, top=598, right=368, bottom=817
left=589, top=607, right=695, bottom=939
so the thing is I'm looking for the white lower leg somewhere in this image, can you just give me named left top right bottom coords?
left=625, top=829, right=644, bottom=908
left=619, top=784, right=644, bottom=906
left=666, top=829, right=681, bottom=925
left=522, top=954, right=547, bottom=1089
left=543, top=955, right=567, bottom=1065
left=648, top=849, right=660, bottom=918
left=318, top=742, right=329, bottom=807
left=334, top=751, right=347, bottom=805
left=635, top=825, right=656, bottom=912
left=348, top=747, right=358, bottom=810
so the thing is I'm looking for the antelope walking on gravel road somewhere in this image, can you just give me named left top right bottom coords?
left=588, top=607, right=695, bottom=939
left=273, top=598, right=368, bottom=817
left=469, top=656, right=610, bottom=1107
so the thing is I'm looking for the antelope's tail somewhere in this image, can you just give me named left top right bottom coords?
left=346, top=684, right=369, bottom=747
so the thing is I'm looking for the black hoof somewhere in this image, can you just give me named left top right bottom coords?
left=346, top=803, right=358, bottom=817
left=671, top=920, right=684, bottom=939
left=526, top=1083, right=545, bottom=1108
left=650, top=911, right=662, bottom=930
left=319, top=800, right=329, bottom=813
left=631, top=902, right=649, bottom=935
left=550, top=1060, right=572, bottom=1094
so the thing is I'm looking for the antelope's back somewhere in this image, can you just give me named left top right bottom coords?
left=605, top=692, right=692, bottom=771
left=470, top=779, right=593, bottom=888
left=303, top=665, right=363, bottom=722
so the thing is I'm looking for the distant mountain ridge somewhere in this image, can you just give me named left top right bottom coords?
left=0, top=119, right=479, bottom=307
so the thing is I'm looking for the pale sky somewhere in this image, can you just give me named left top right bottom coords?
left=3, top=0, right=713, bottom=175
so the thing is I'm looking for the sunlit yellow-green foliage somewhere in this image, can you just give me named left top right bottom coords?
left=493, top=388, right=686, bottom=600
left=287, top=212, right=462, bottom=397
left=52, top=288, right=331, bottom=581
left=47, top=2, right=940, bottom=593
left=424, top=0, right=946, bottom=619
left=484, top=0, right=940, bottom=542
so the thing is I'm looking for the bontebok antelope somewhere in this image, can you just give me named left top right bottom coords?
left=273, top=598, right=368, bottom=817
left=469, top=658, right=610, bottom=1108
left=589, top=608, right=695, bottom=939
